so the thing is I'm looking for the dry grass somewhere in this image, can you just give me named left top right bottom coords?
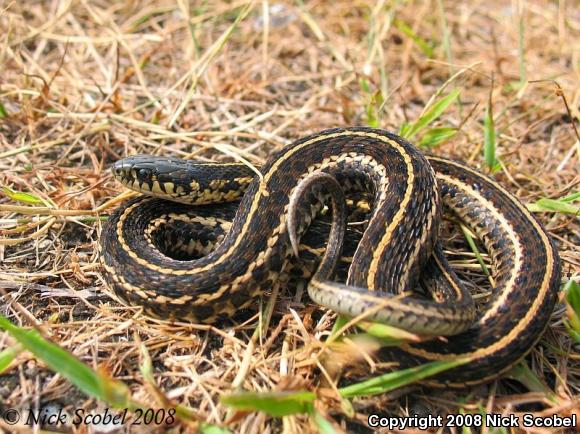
left=0, top=0, right=579, bottom=433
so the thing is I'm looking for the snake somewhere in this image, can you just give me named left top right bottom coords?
left=100, top=127, right=560, bottom=387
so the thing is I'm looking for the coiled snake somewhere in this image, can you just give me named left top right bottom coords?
left=100, top=127, right=560, bottom=386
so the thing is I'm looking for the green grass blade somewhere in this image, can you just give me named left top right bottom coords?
left=2, top=186, right=44, bottom=205
left=0, top=344, right=22, bottom=373
left=559, top=192, right=580, bottom=202
left=330, top=315, right=350, bottom=339
left=527, top=196, right=579, bottom=215
left=200, top=424, right=232, bottom=434
left=359, top=77, right=371, bottom=93
left=338, top=358, right=470, bottom=398
left=311, top=409, right=340, bottom=434
left=402, top=89, right=460, bottom=140
left=475, top=406, right=509, bottom=434
left=0, top=314, right=133, bottom=407
left=565, top=326, right=580, bottom=344
left=394, top=20, right=434, bottom=57
left=399, top=122, right=411, bottom=138
left=484, top=100, right=499, bottom=171
left=360, top=78, right=383, bottom=128
left=419, top=127, right=457, bottom=147
left=354, top=321, right=420, bottom=343
left=221, top=390, right=316, bottom=417
left=564, top=280, right=580, bottom=343
left=139, top=341, right=155, bottom=383
left=458, top=408, right=473, bottom=434
left=0, top=102, right=8, bottom=118
left=338, top=332, right=404, bottom=349
left=505, top=363, right=556, bottom=402
left=460, top=223, right=491, bottom=277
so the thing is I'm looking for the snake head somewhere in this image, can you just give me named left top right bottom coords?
left=111, top=155, right=257, bottom=204
left=112, top=155, right=160, bottom=187
left=112, top=155, right=197, bottom=197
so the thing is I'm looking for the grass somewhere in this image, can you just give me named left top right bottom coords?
left=0, top=309, right=472, bottom=430
left=394, top=19, right=435, bottom=58
left=564, top=280, right=580, bottom=344
left=484, top=82, right=500, bottom=171
left=399, top=88, right=460, bottom=143
left=0, top=313, right=135, bottom=409
left=0, top=0, right=578, bottom=432
left=528, top=192, right=580, bottom=215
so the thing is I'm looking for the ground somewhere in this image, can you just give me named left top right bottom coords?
left=0, top=1, right=578, bottom=433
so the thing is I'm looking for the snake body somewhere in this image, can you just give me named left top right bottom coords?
left=100, top=127, right=560, bottom=386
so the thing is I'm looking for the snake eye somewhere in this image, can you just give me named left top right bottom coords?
left=138, top=169, right=151, bottom=181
